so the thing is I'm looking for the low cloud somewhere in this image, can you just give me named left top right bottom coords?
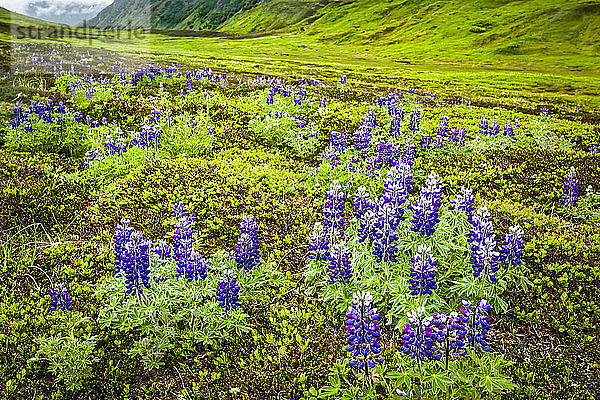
left=0, top=0, right=113, bottom=25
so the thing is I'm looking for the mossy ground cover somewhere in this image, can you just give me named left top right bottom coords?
left=0, top=35, right=599, bottom=400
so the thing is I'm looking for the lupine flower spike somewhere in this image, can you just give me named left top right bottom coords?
left=122, top=231, right=151, bottom=295
left=562, top=166, right=579, bottom=206
left=449, top=187, right=475, bottom=222
left=49, top=282, right=74, bottom=311
left=114, top=218, right=134, bottom=274
left=431, top=311, right=467, bottom=366
left=308, top=222, right=329, bottom=260
left=328, top=241, right=352, bottom=284
left=323, top=180, right=346, bottom=244
left=235, top=215, right=260, bottom=271
left=372, top=201, right=400, bottom=262
left=409, top=171, right=443, bottom=236
left=409, top=245, right=438, bottom=296
left=461, top=299, right=492, bottom=352
left=400, top=307, right=438, bottom=361
left=468, top=208, right=500, bottom=282
left=353, top=186, right=375, bottom=220
left=499, top=225, right=525, bottom=270
left=344, top=291, right=384, bottom=370
left=216, top=270, right=240, bottom=311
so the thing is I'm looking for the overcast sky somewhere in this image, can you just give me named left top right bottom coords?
left=0, top=0, right=113, bottom=26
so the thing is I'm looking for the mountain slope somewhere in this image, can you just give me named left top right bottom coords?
left=0, top=6, right=60, bottom=27
left=220, top=0, right=331, bottom=32
left=221, top=0, right=600, bottom=60
left=88, top=0, right=264, bottom=30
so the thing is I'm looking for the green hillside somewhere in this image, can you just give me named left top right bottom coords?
left=221, top=0, right=330, bottom=31
left=0, top=6, right=60, bottom=28
left=222, top=0, right=600, bottom=64
left=88, top=0, right=263, bottom=30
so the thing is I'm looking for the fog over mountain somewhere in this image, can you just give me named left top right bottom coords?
left=0, top=0, right=112, bottom=26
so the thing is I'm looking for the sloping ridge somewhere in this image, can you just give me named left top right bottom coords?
left=87, top=0, right=265, bottom=30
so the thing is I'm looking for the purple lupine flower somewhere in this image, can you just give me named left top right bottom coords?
left=468, top=208, right=500, bottom=282
left=330, top=130, right=349, bottom=153
left=372, top=202, right=400, bottom=262
left=328, top=241, right=352, bottom=284
left=489, top=119, right=500, bottom=136
left=498, top=225, right=525, bottom=270
left=295, top=116, right=308, bottom=128
left=308, top=222, right=329, bottom=260
left=185, top=249, right=208, bottom=281
left=431, top=311, right=467, bottom=360
left=374, top=141, right=400, bottom=169
left=216, top=269, right=240, bottom=311
left=23, top=119, right=33, bottom=134
left=400, top=307, right=439, bottom=361
left=340, top=72, right=346, bottom=84
left=358, top=209, right=377, bottom=243
left=421, top=171, right=444, bottom=208
left=83, top=147, right=104, bottom=168
left=409, top=245, right=438, bottom=295
left=421, top=131, right=431, bottom=149
left=382, top=163, right=413, bottom=211
left=323, top=180, right=346, bottom=241
left=408, top=171, right=443, bottom=236
left=344, top=291, right=383, bottom=370
left=449, top=187, right=475, bottom=222
left=434, top=115, right=449, bottom=148
left=409, top=196, right=439, bottom=236
left=151, top=239, right=172, bottom=261
left=390, top=115, right=402, bottom=137
left=235, top=232, right=260, bottom=271
left=353, top=186, right=376, bottom=219
left=171, top=201, right=190, bottom=219
left=401, top=139, right=415, bottom=167
left=294, top=88, right=306, bottom=106
left=387, top=95, right=404, bottom=119
left=460, top=299, right=492, bottom=352
left=396, top=390, right=421, bottom=400
left=122, top=231, right=151, bottom=295
left=239, top=215, right=260, bottom=257
left=449, top=128, right=467, bottom=146
left=319, top=97, right=327, bottom=108
left=174, top=213, right=196, bottom=277
left=321, top=145, right=341, bottom=168
left=409, top=108, right=421, bottom=132
left=503, top=121, right=514, bottom=136
left=49, top=282, right=74, bottom=311
left=562, top=166, right=579, bottom=206
left=138, top=117, right=162, bottom=149
left=354, top=124, right=372, bottom=152
left=479, top=117, right=488, bottom=135
left=104, top=134, right=127, bottom=157
left=114, top=218, right=134, bottom=274
left=10, top=103, right=24, bottom=127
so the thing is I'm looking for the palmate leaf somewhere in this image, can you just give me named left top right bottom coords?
left=479, top=374, right=518, bottom=393
left=423, top=371, right=453, bottom=394
left=451, top=275, right=480, bottom=298
left=317, top=385, right=339, bottom=398
left=385, top=370, right=411, bottom=387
